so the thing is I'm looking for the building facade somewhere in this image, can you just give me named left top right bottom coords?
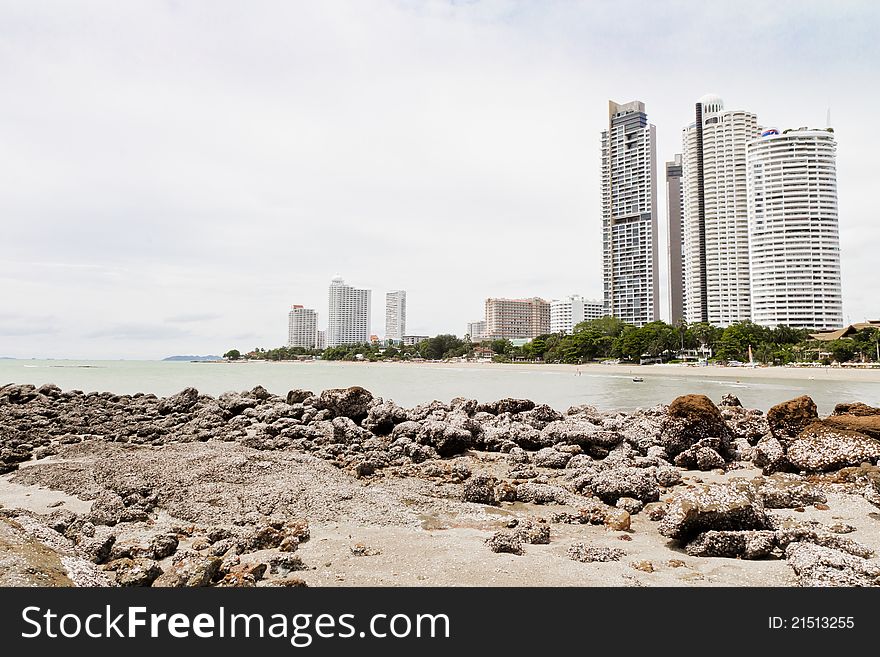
left=316, top=330, right=326, bottom=350
left=682, top=94, right=759, bottom=326
left=385, top=290, right=407, bottom=343
left=550, top=295, right=603, bottom=334
left=467, top=320, right=487, bottom=341
left=601, top=100, right=659, bottom=326
left=327, top=276, right=371, bottom=347
left=746, top=128, right=843, bottom=330
left=666, top=154, right=685, bottom=324
left=485, top=297, right=550, bottom=340
left=287, top=305, right=317, bottom=349
left=402, top=335, right=428, bottom=346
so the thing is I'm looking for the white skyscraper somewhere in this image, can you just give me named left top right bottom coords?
left=385, top=290, right=406, bottom=343
left=287, top=305, right=317, bottom=349
left=550, top=295, right=603, bottom=334
left=467, top=320, right=486, bottom=341
left=327, top=276, right=371, bottom=347
left=601, top=100, right=659, bottom=326
left=746, top=127, right=843, bottom=330
left=682, top=94, right=759, bottom=326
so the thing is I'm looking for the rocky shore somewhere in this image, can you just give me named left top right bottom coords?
left=1, top=382, right=879, bottom=587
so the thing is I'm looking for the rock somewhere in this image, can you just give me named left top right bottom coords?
left=269, top=554, right=307, bottom=576
left=831, top=402, right=880, bottom=417
left=643, top=502, right=668, bottom=521
left=533, top=447, right=571, bottom=469
left=362, top=400, right=408, bottom=435
left=786, top=422, right=880, bottom=472
left=416, top=421, right=473, bottom=457
left=630, top=560, right=655, bottom=573
left=615, top=497, right=644, bottom=515
left=152, top=556, right=222, bottom=587
left=350, top=543, right=381, bottom=557
left=149, top=534, right=179, bottom=560
left=684, top=530, right=777, bottom=559
left=515, top=482, right=567, bottom=505
left=515, top=519, right=550, bottom=545
left=821, top=414, right=880, bottom=440
left=659, top=480, right=769, bottom=541
left=286, top=389, right=314, bottom=405
left=767, top=396, right=818, bottom=442
left=88, top=492, right=127, bottom=527
left=106, top=558, right=163, bottom=587
left=462, top=475, right=498, bottom=505
left=603, top=508, right=631, bottom=531
left=157, top=387, right=200, bottom=415
left=753, top=434, right=788, bottom=474
left=591, top=467, right=659, bottom=504
left=664, top=394, right=727, bottom=456
left=656, top=466, right=682, bottom=488
left=754, top=474, right=827, bottom=508
left=719, top=394, right=742, bottom=408
left=567, top=543, right=625, bottom=563
left=785, top=542, right=880, bottom=587
left=493, top=481, right=517, bottom=503
left=485, top=531, right=523, bottom=555
left=774, top=525, right=874, bottom=558
left=218, top=391, right=258, bottom=416
left=311, top=387, right=374, bottom=421
left=675, top=442, right=726, bottom=470
left=78, top=530, right=116, bottom=564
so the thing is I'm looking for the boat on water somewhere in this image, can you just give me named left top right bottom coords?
left=632, top=376, right=644, bottom=382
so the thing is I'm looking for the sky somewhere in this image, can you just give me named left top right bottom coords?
left=1, top=0, right=878, bottom=359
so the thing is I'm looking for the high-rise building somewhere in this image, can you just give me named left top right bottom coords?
left=287, top=305, right=317, bottom=349
left=327, top=276, right=371, bottom=347
left=666, top=154, right=685, bottom=324
left=550, top=295, right=604, bottom=334
left=746, top=127, right=843, bottom=330
left=385, top=290, right=406, bottom=343
left=484, top=297, right=550, bottom=340
left=682, top=94, right=759, bottom=326
left=467, top=320, right=486, bottom=341
left=601, top=100, right=659, bottom=327
left=316, top=330, right=326, bottom=350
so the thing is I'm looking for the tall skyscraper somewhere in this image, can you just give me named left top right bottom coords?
left=601, top=100, right=659, bottom=327
left=287, top=305, right=318, bottom=348
left=682, top=94, right=759, bottom=326
left=385, top=290, right=406, bottom=344
left=484, top=297, right=550, bottom=340
left=327, top=276, right=371, bottom=347
left=746, top=127, right=843, bottom=330
left=550, top=295, right=603, bottom=334
left=666, top=154, right=685, bottom=324
left=467, top=320, right=487, bottom=341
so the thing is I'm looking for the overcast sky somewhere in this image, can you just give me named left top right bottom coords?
left=1, top=0, right=877, bottom=359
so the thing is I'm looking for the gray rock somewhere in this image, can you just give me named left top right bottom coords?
left=485, top=531, right=523, bottom=555
left=590, top=466, right=659, bottom=504
left=684, top=530, right=777, bottom=559
left=533, top=447, right=571, bottom=469
left=785, top=542, right=880, bottom=587
left=567, top=542, right=625, bottom=563
left=659, top=480, right=769, bottom=541
left=786, top=422, right=880, bottom=472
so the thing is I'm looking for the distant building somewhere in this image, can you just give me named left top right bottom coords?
left=385, top=290, right=406, bottom=344
left=601, top=100, right=659, bottom=326
left=316, top=330, right=326, bottom=350
left=402, top=335, right=428, bottom=346
left=485, top=297, right=550, bottom=340
left=666, top=154, right=685, bottom=324
left=467, top=320, right=487, bottom=341
left=550, top=295, right=603, bottom=334
left=327, top=276, right=371, bottom=347
left=682, top=94, right=758, bottom=326
left=287, top=305, right=317, bottom=349
left=746, top=127, right=843, bottom=330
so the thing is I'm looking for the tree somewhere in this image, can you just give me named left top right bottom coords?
left=490, top=339, right=513, bottom=356
left=223, top=349, right=241, bottom=361
left=828, top=339, right=855, bottom=364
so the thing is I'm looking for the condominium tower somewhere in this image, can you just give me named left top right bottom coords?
left=467, top=320, right=487, bottom=341
left=287, top=305, right=318, bottom=349
left=484, top=297, right=550, bottom=340
left=746, top=128, right=843, bottom=330
left=327, top=276, right=371, bottom=347
left=681, top=94, right=759, bottom=326
left=550, top=295, right=603, bottom=334
left=601, top=100, right=659, bottom=326
left=666, top=155, right=685, bottom=324
left=385, top=290, right=407, bottom=343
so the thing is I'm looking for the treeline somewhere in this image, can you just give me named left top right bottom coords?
left=223, top=319, right=880, bottom=365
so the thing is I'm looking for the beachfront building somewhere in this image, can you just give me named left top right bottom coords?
left=402, top=335, right=428, bottom=346
left=287, top=305, right=318, bottom=349
left=601, top=100, right=659, bottom=326
left=682, top=94, right=759, bottom=326
left=666, top=154, right=685, bottom=324
left=316, top=330, right=326, bottom=350
left=485, top=297, right=550, bottom=340
left=327, top=276, right=371, bottom=347
left=385, top=290, right=406, bottom=344
left=746, top=127, right=843, bottom=331
left=550, top=295, right=603, bottom=334
left=467, top=320, right=487, bottom=341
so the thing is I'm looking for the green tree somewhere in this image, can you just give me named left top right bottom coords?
left=223, top=349, right=241, bottom=361
left=490, top=339, right=514, bottom=356
left=828, top=339, right=855, bottom=364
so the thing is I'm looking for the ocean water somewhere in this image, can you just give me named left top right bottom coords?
left=2, top=359, right=879, bottom=416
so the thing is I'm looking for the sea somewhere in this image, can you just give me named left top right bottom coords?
left=3, top=359, right=880, bottom=416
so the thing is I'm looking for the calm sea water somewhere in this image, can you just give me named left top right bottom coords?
left=3, top=360, right=880, bottom=415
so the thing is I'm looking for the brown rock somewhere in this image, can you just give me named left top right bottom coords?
left=787, top=422, right=880, bottom=472
left=604, top=508, right=631, bottom=531
left=630, top=560, right=655, bottom=573
left=821, top=414, right=880, bottom=440
left=767, top=396, right=818, bottom=441
left=831, top=402, right=880, bottom=417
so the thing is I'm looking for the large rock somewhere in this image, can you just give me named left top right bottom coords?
left=311, top=386, right=374, bottom=421
left=831, top=402, right=880, bottom=417
left=107, top=558, right=163, bottom=587
left=754, top=474, right=827, bottom=508
left=157, top=388, right=199, bottom=415
left=362, top=400, right=408, bottom=435
left=767, top=396, right=817, bottom=442
left=821, top=414, right=880, bottom=440
left=685, top=530, right=777, bottom=559
left=416, top=421, right=472, bottom=457
left=785, top=542, right=880, bottom=587
left=753, top=434, right=788, bottom=474
left=485, top=531, right=523, bottom=555
left=786, top=422, right=880, bottom=472
left=152, top=556, right=222, bottom=587
left=590, top=467, right=659, bottom=504
left=659, top=480, right=769, bottom=541
left=218, top=392, right=258, bottom=416
left=664, top=395, right=726, bottom=457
